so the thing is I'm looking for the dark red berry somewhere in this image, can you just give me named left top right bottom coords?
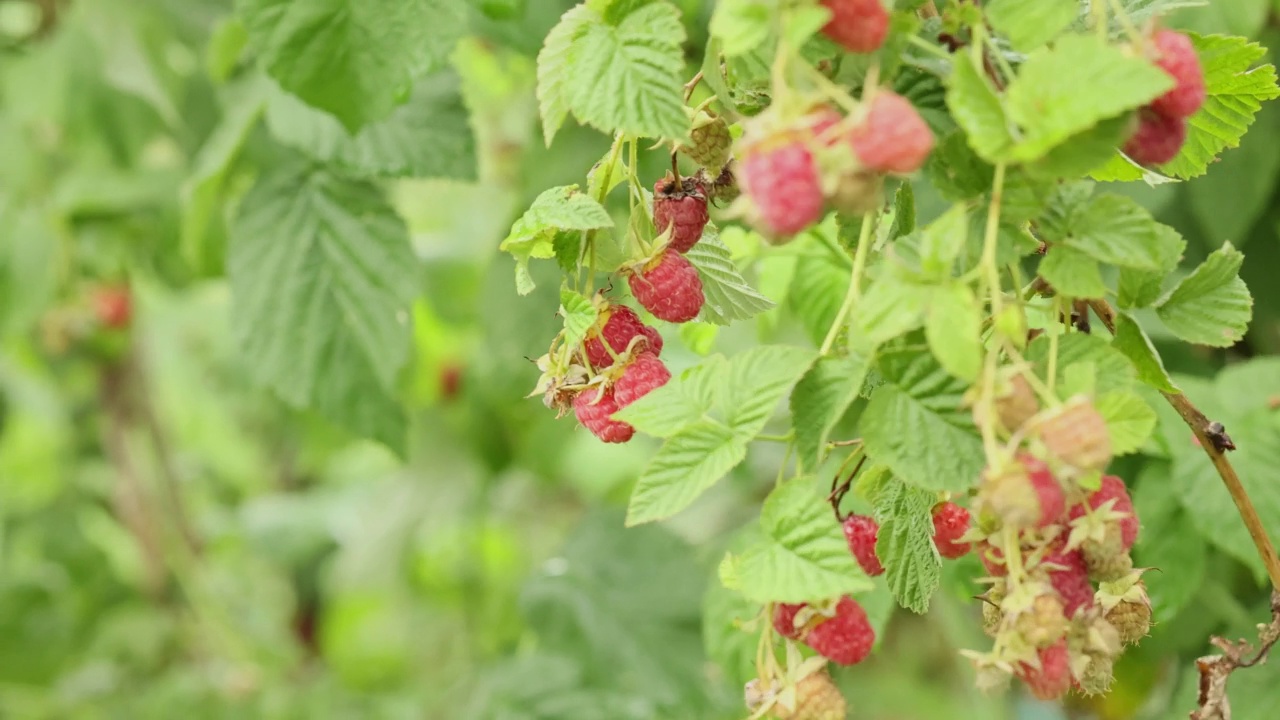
left=931, top=502, right=972, bottom=559
left=573, top=388, right=634, bottom=443
left=628, top=250, right=704, bottom=323
left=804, top=596, right=876, bottom=665
left=1016, top=639, right=1071, bottom=701
left=653, top=178, right=709, bottom=253
left=1069, top=475, right=1139, bottom=550
left=1150, top=30, right=1206, bottom=119
left=843, top=514, right=885, bottom=576
left=1043, top=543, right=1094, bottom=617
left=583, top=305, right=662, bottom=369
left=93, top=286, right=132, bottom=329
left=1123, top=109, right=1186, bottom=165
left=739, top=131, right=825, bottom=239
left=820, top=0, right=890, bottom=53
left=773, top=602, right=807, bottom=640
left=850, top=91, right=935, bottom=174
left=613, top=352, right=671, bottom=409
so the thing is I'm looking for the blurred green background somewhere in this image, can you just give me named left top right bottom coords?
left=1, top=0, right=1279, bottom=718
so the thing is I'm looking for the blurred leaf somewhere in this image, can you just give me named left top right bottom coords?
left=1117, top=223, right=1186, bottom=309
left=791, top=352, right=874, bottom=470
left=1039, top=245, right=1106, bottom=298
left=1132, top=461, right=1206, bottom=623
left=946, top=53, right=1015, bottom=162
left=1029, top=331, right=1137, bottom=395
left=1112, top=312, right=1180, bottom=393
left=925, top=284, right=982, bottom=382
left=1095, top=390, right=1158, bottom=456
left=986, top=0, right=1076, bottom=52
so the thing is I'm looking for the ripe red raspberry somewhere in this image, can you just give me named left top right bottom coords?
left=1016, top=639, right=1072, bottom=701
left=1070, top=475, right=1139, bottom=550
left=739, top=132, right=825, bottom=238
left=977, top=541, right=1006, bottom=577
left=573, top=388, right=634, bottom=443
left=843, top=514, right=885, bottom=576
left=628, top=250, right=704, bottom=323
left=652, top=178, right=709, bottom=253
left=613, top=352, right=671, bottom=408
left=773, top=602, right=807, bottom=640
left=93, top=286, right=132, bottom=328
left=583, top=305, right=663, bottom=369
left=1122, top=109, right=1186, bottom=165
left=1042, top=544, right=1094, bottom=617
left=850, top=92, right=935, bottom=174
left=804, top=596, right=875, bottom=665
left=1149, top=30, right=1206, bottom=119
left=980, top=454, right=1065, bottom=529
left=820, top=0, right=889, bottom=53
left=931, top=502, right=972, bottom=559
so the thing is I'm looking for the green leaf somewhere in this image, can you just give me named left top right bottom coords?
left=872, top=477, right=941, bottom=614
left=500, top=186, right=613, bottom=294
left=1038, top=246, right=1106, bottom=298
left=946, top=53, right=1015, bottom=162
left=1117, top=224, right=1186, bottom=308
left=918, top=204, right=968, bottom=279
left=626, top=420, right=749, bottom=526
left=721, top=346, right=818, bottom=436
left=1040, top=194, right=1163, bottom=270
left=1158, top=34, right=1280, bottom=179
left=860, top=348, right=986, bottom=493
left=736, top=479, right=873, bottom=604
left=925, top=284, right=982, bottom=382
left=1028, top=332, right=1136, bottom=395
left=560, top=289, right=599, bottom=348
left=265, top=71, right=476, bottom=179
left=986, top=0, right=1077, bottom=52
left=1005, top=34, right=1173, bottom=162
left=1112, top=313, right=1179, bottom=393
left=685, top=229, right=776, bottom=325
left=537, top=5, right=595, bottom=146
left=789, top=248, right=851, bottom=346
left=791, top=353, right=875, bottom=471
left=1131, top=462, right=1206, bottom=623
left=855, top=274, right=928, bottom=345
left=1155, top=242, right=1252, bottom=347
left=708, top=0, right=772, bottom=57
left=614, top=356, right=725, bottom=437
left=553, top=2, right=690, bottom=139
left=229, top=163, right=419, bottom=452
left=1095, top=390, right=1158, bottom=456
left=236, top=0, right=465, bottom=132
left=926, top=131, right=994, bottom=201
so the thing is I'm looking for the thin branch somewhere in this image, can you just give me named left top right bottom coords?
left=1190, top=591, right=1280, bottom=720
left=1087, top=298, right=1280, bottom=591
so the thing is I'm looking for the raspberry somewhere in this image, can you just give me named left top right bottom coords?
left=696, top=162, right=740, bottom=204
left=1084, top=545, right=1133, bottom=583
left=977, top=541, right=1007, bottom=577
left=1105, top=592, right=1152, bottom=646
left=931, top=502, right=972, bottom=559
left=583, top=305, right=663, bottom=369
left=1033, top=397, right=1113, bottom=472
left=773, top=602, right=807, bottom=640
left=1012, top=593, right=1070, bottom=648
left=804, top=596, right=875, bottom=665
left=778, top=671, right=847, bottom=720
left=850, top=91, right=935, bottom=174
left=613, top=352, right=671, bottom=408
left=652, top=177, right=709, bottom=253
left=1041, top=544, right=1094, bottom=617
left=628, top=250, right=704, bottom=323
left=979, top=454, right=1065, bottom=529
left=1078, top=655, right=1115, bottom=696
left=1149, top=30, right=1206, bottom=119
left=1122, top=109, right=1186, bottom=165
left=93, top=286, right=132, bottom=329
left=1016, top=639, right=1072, bottom=701
left=573, top=388, right=634, bottom=443
left=738, top=131, right=825, bottom=238
left=994, top=374, right=1039, bottom=432
left=820, top=0, right=890, bottom=53
left=843, top=514, right=885, bottom=576
left=678, top=111, right=733, bottom=173
left=1069, top=475, right=1139, bottom=550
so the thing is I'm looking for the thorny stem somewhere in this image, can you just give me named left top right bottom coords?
left=1087, top=298, right=1280, bottom=592
left=821, top=213, right=876, bottom=355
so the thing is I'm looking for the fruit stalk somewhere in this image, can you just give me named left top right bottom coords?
left=820, top=212, right=875, bottom=355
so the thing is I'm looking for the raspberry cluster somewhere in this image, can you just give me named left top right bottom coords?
left=736, top=90, right=934, bottom=241
left=844, top=500, right=974, bottom=578
left=1122, top=29, right=1205, bottom=165
left=966, top=392, right=1151, bottom=699
left=773, top=595, right=875, bottom=666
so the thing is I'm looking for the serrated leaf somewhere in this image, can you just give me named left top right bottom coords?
left=789, top=248, right=851, bottom=346
left=1038, top=246, right=1106, bottom=298
left=986, top=0, right=1077, bottom=52
left=855, top=274, right=928, bottom=345
left=872, top=476, right=941, bottom=614
left=1118, top=224, right=1186, bottom=308
left=614, top=356, right=725, bottom=437
left=860, top=349, right=986, bottom=493
left=1131, top=462, right=1205, bottom=622
left=560, top=288, right=598, bottom=347
left=1095, top=390, right=1158, bottom=456
left=947, top=53, right=1015, bottom=162
left=1112, top=313, right=1179, bottom=393
left=537, top=5, right=595, bottom=146
left=626, top=420, right=749, bottom=526
left=1158, top=34, right=1280, bottom=179
left=229, top=163, right=418, bottom=452
left=561, top=2, right=689, bottom=139
left=1005, top=34, right=1173, bottom=162
left=721, top=345, right=818, bottom=436
left=1155, top=242, right=1252, bottom=347
left=791, top=353, right=874, bottom=470
left=1028, top=332, right=1136, bottom=395
left=709, top=0, right=772, bottom=57
left=237, top=0, right=465, bottom=132
left=685, top=229, right=776, bottom=325
left=500, top=186, right=613, bottom=294
left=926, top=131, right=995, bottom=201
left=925, top=284, right=982, bottom=382
left=265, top=71, right=476, bottom=179
left=918, top=204, right=968, bottom=278
left=1040, top=194, right=1162, bottom=270
left=736, top=479, right=873, bottom=603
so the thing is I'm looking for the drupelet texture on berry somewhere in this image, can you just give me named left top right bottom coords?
left=850, top=91, right=935, bottom=174
left=679, top=113, right=733, bottom=173
left=804, top=596, right=876, bottom=666
left=980, top=454, right=1065, bottom=529
left=931, top=502, right=972, bottom=559
left=583, top=305, right=663, bottom=369
left=1042, top=544, right=1094, bottom=617
left=1016, top=639, right=1072, bottom=701
left=573, top=388, right=634, bottom=443
left=1070, top=475, right=1139, bottom=549
left=843, top=514, right=885, bottom=576
left=773, top=602, right=806, bottom=640
left=739, top=132, right=825, bottom=238
left=820, top=0, right=890, bottom=53
left=780, top=671, right=847, bottom=720
left=653, top=178, right=709, bottom=254
left=628, top=250, right=705, bottom=323
left=1123, top=109, right=1187, bottom=165
left=1150, top=29, right=1206, bottom=119
left=613, top=352, right=671, bottom=408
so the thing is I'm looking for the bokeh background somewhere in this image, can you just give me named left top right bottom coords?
left=0, top=0, right=1278, bottom=718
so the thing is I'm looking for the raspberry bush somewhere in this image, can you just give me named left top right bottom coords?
left=4, top=0, right=1280, bottom=717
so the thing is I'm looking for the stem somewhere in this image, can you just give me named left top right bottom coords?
left=820, top=213, right=875, bottom=355
left=1088, top=298, right=1280, bottom=591
left=755, top=433, right=793, bottom=443
left=1047, top=297, right=1060, bottom=396
left=908, top=34, right=952, bottom=60
left=976, top=163, right=1007, bottom=456
left=580, top=135, right=626, bottom=292
left=683, top=70, right=704, bottom=102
